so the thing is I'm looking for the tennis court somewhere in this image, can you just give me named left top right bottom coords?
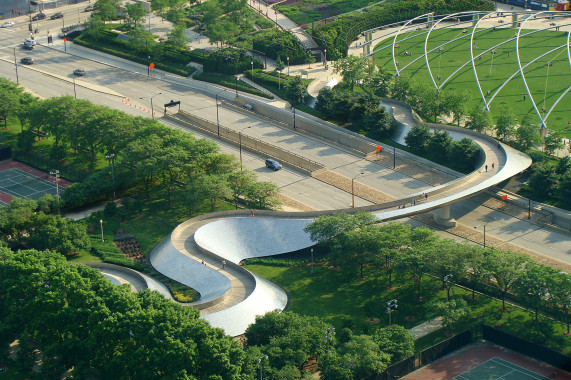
left=456, top=357, right=550, bottom=380
left=0, top=168, right=62, bottom=204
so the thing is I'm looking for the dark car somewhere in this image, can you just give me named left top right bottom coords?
left=85, top=5, right=94, bottom=12
left=73, top=68, right=86, bottom=76
left=20, top=57, right=34, bottom=65
left=265, top=159, right=282, bottom=171
left=32, top=13, right=46, bottom=21
left=50, top=12, right=64, bottom=20
left=22, top=44, right=34, bottom=51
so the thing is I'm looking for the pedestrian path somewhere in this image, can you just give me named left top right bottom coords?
left=408, top=317, right=443, bottom=339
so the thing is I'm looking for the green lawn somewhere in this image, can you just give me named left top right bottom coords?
left=245, top=263, right=571, bottom=355
left=373, top=28, right=571, bottom=137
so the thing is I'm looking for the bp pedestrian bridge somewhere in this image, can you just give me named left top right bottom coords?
left=146, top=105, right=531, bottom=337
left=105, top=9, right=571, bottom=336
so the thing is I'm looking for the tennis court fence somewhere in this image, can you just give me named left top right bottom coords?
left=369, top=325, right=571, bottom=379
left=14, top=151, right=83, bottom=182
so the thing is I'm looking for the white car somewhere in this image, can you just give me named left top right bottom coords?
left=24, top=39, right=36, bottom=46
left=1, top=21, right=15, bottom=28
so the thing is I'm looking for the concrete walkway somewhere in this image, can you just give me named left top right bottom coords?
left=408, top=317, right=443, bottom=339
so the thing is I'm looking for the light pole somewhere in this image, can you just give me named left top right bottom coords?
left=310, top=247, right=314, bottom=274
left=50, top=170, right=60, bottom=215
left=287, top=56, right=289, bottom=76
left=100, top=219, right=104, bottom=242
left=324, top=327, right=335, bottom=358
left=216, top=94, right=220, bottom=137
left=239, top=126, right=252, bottom=170
left=73, top=77, right=77, bottom=99
left=351, top=171, right=364, bottom=208
left=251, top=61, right=254, bottom=79
left=323, top=49, right=327, bottom=66
left=387, top=299, right=398, bottom=326
left=275, top=9, right=278, bottom=23
left=13, top=48, right=19, bottom=84
left=257, top=355, right=268, bottom=380
left=443, top=274, right=453, bottom=302
left=140, top=92, right=162, bottom=119
left=474, top=224, right=486, bottom=248
left=105, top=153, right=116, bottom=200
left=293, top=105, right=296, bottom=130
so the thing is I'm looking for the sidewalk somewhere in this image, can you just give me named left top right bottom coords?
left=408, top=317, right=443, bottom=339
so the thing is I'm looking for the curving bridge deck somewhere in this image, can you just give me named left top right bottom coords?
left=149, top=104, right=531, bottom=336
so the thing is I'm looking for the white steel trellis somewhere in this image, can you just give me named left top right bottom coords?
left=364, top=10, right=570, bottom=129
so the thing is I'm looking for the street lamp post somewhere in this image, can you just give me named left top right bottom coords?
left=324, top=327, right=335, bottom=358
left=251, top=61, right=254, bottom=79
left=310, top=247, right=314, bottom=274
left=105, top=153, right=116, bottom=200
left=73, top=77, right=77, bottom=99
left=50, top=170, right=60, bottom=215
left=443, top=274, right=453, bottom=302
left=239, top=126, right=252, bottom=170
left=13, top=48, right=19, bottom=84
left=293, top=105, right=296, bottom=130
left=140, top=92, right=162, bottom=119
left=287, top=57, right=290, bottom=76
left=351, top=171, right=364, bottom=208
left=323, top=49, right=327, bottom=66
left=474, top=224, right=486, bottom=248
left=387, top=299, right=398, bottom=326
left=100, top=219, right=104, bottom=242
left=257, top=355, right=268, bottom=380
left=216, top=94, right=220, bottom=137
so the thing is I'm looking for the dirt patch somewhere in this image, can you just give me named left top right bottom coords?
left=312, top=168, right=395, bottom=204
left=279, top=194, right=316, bottom=212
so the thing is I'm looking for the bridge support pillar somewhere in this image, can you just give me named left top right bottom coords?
left=434, top=205, right=457, bottom=228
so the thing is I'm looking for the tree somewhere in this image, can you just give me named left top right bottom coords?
left=372, top=325, right=415, bottom=363
left=166, top=24, right=188, bottom=49
left=528, top=163, right=559, bottom=199
left=515, top=264, right=557, bottom=320
left=245, top=181, right=281, bottom=210
left=344, top=225, right=380, bottom=278
left=193, top=174, right=232, bottom=211
left=514, top=123, right=541, bottom=151
left=228, top=170, right=256, bottom=209
left=486, top=250, right=527, bottom=310
left=84, top=15, right=106, bottom=41
left=127, top=28, right=156, bottom=55
left=285, top=76, right=306, bottom=106
left=555, top=156, right=571, bottom=176
left=426, top=129, right=453, bottom=163
left=448, top=137, right=481, bottom=172
left=411, top=82, right=441, bottom=122
left=332, top=56, right=370, bottom=90
left=93, top=0, right=121, bottom=21
left=465, top=105, right=491, bottom=133
left=374, top=223, right=411, bottom=288
left=432, top=299, right=469, bottom=331
left=544, top=131, right=563, bottom=155
left=125, top=2, right=146, bottom=28
left=338, top=335, right=391, bottom=379
left=444, top=89, right=470, bottom=127
left=558, top=171, right=571, bottom=207
left=463, top=245, right=489, bottom=300
left=546, top=271, right=571, bottom=334
left=494, top=106, right=516, bottom=140
left=364, top=68, right=392, bottom=98
left=389, top=75, right=413, bottom=102
left=303, top=212, right=376, bottom=244
left=404, top=124, right=431, bottom=155
left=0, top=81, right=22, bottom=128
left=400, top=227, right=438, bottom=300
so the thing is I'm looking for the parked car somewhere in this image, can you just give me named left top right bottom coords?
left=20, top=57, right=34, bottom=65
left=31, top=13, right=46, bottom=21
left=240, top=104, right=253, bottom=111
left=50, top=12, right=64, bottom=20
left=1, top=21, right=15, bottom=28
left=23, top=39, right=36, bottom=46
left=265, top=159, right=282, bottom=171
left=73, top=68, right=86, bottom=76
left=85, top=5, right=94, bottom=11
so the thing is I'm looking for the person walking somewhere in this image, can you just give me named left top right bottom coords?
left=222, top=260, right=226, bottom=269
left=492, top=163, right=494, bottom=169
left=250, top=209, right=255, bottom=217
left=485, top=164, right=488, bottom=172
